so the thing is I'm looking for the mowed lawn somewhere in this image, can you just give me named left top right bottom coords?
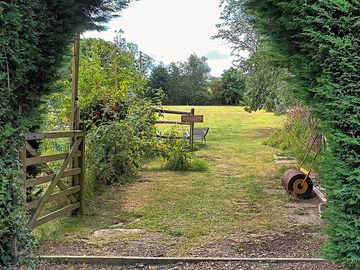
left=35, top=106, right=295, bottom=255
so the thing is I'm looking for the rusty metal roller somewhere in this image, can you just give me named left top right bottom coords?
left=281, top=169, right=313, bottom=199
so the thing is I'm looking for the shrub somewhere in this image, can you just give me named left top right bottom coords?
left=160, top=129, right=208, bottom=172
left=86, top=94, right=159, bottom=190
left=86, top=121, right=140, bottom=185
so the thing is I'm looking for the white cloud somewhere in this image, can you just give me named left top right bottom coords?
left=83, top=0, right=234, bottom=77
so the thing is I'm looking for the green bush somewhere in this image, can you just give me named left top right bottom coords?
left=86, top=95, right=159, bottom=190
left=87, top=121, right=143, bottom=186
left=160, top=130, right=208, bottom=172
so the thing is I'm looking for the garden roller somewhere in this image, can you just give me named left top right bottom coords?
left=281, top=133, right=323, bottom=199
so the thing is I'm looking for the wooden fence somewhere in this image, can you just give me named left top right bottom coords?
left=21, top=128, right=85, bottom=231
left=155, top=108, right=196, bottom=148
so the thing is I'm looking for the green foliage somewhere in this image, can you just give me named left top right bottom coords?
left=79, top=38, right=146, bottom=110
left=243, top=44, right=297, bottom=113
left=215, top=2, right=297, bottom=112
left=86, top=94, right=159, bottom=188
left=160, top=130, right=208, bottom=172
left=216, top=67, right=246, bottom=105
left=0, top=0, right=130, bottom=267
left=242, top=0, right=360, bottom=268
left=147, top=54, right=211, bottom=105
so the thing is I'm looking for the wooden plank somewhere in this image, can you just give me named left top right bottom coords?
left=25, top=141, right=39, bottom=156
left=25, top=130, right=84, bottom=140
left=26, top=186, right=81, bottom=210
left=28, top=138, right=82, bottom=230
left=156, top=121, right=189, bottom=125
left=155, top=109, right=192, bottom=115
left=25, top=168, right=81, bottom=189
left=78, top=124, right=86, bottom=215
left=33, top=202, right=80, bottom=228
left=181, top=114, right=204, bottom=123
left=26, top=150, right=81, bottom=166
left=313, top=186, right=327, bottom=204
left=157, top=135, right=185, bottom=139
left=38, top=256, right=326, bottom=266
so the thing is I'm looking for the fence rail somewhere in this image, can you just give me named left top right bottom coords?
left=155, top=108, right=196, bottom=149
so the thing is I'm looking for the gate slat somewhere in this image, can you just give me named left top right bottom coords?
left=28, top=138, right=82, bottom=230
left=33, top=202, right=81, bottom=228
left=26, top=186, right=81, bottom=210
left=25, top=168, right=81, bottom=189
left=25, top=131, right=84, bottom=140
left=26, top=151, right=81, bottom=166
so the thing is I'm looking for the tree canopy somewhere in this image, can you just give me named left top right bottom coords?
left=236, top=0, right=360, bottom=268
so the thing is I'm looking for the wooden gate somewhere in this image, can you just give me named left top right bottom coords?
left=21, top=129, right=85, bottom=230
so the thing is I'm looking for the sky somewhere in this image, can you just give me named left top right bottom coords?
left=83, top=0, right=234, bottom=77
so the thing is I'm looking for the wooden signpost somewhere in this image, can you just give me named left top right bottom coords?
left=181, top=114, right=204, bottom=124
left=155, top=108, right=204, bottom=149
left=182, top=109, right=204, bottom=149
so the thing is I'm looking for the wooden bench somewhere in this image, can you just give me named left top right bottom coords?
left=186, top=127, right=209, bottom=144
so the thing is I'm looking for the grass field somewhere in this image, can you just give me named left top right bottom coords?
left=35, top=106, right=299, bottom=255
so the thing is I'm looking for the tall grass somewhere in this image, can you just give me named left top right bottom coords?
left=265, top=106, right=317, bottom=161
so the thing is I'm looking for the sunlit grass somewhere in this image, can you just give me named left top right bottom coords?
left=34, top=106, right=294, bottom=254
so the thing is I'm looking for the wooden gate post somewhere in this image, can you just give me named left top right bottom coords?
left=71, top=33, right=80, bottom=131
left=189, top=108, right=195, bottom=150
left=78, top=123, right=86, bottom=215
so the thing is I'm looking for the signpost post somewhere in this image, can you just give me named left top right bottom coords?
left=181, top=109, right=204, bottom=150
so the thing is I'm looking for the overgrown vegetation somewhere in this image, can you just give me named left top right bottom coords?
left=86, top=95, right=159, bottom=191
left=219, top=0, right=360, bottom=268
left=0, top=1, right=130, bottom=267
left=266, top=107, right=317, bottom=160
left=160, top=130, right=209, bottom=172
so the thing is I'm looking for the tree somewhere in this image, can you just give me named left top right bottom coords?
left=217, top=67, right=246, bottom=105
left=146, top=64, right=170, bottom=101
left=215, top=0, right=296, bottom=112
left=243, top=44, right=296, bottom=113
left=147, top=55, right=212, bottom=105
left=242, top=1, right=360, bottom=268
left=167, top=62, right=184, bottom=104
left=208, top=77, right=223, bottom=104
left=214, top=0, right=259, bottom=67
left=182, top=54, right=211, bottom=105
left=0, top=1, right=130, bottom=266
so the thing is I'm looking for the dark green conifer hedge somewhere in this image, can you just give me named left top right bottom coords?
left=243, top=1, right=359, bottom=268
left=0, top=1, right=129, bottom=267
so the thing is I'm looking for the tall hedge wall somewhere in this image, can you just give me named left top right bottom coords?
left=243, top=1, right=359, bottom=268
left=0, top=1, right=129, bottom=267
